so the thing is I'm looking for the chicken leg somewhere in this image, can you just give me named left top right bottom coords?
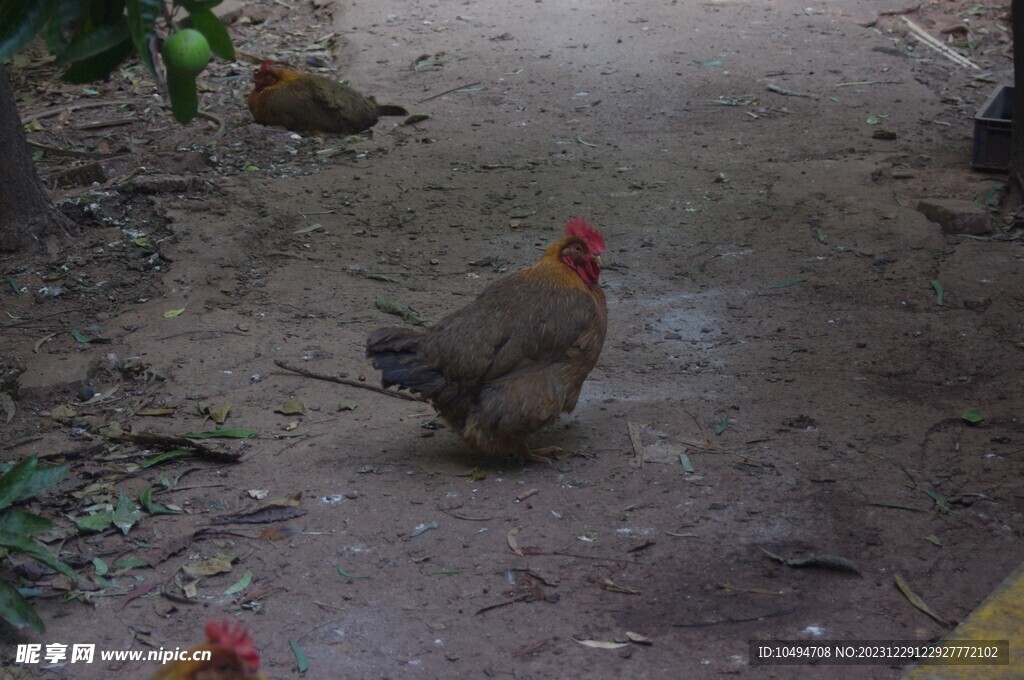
left=516, top=445, right=563, bottom=466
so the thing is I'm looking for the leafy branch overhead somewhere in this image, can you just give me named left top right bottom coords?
left=0, top=0, right=235, bottom=123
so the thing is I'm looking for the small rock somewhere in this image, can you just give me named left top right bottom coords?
left=916, top=199, right=992, bottom=235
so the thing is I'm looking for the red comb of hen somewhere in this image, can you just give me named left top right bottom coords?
left=257, top=61, right=273, bottom=73
left=204, top=619, right=261, bottom=672
left=564, top=216, right=605, bottom=255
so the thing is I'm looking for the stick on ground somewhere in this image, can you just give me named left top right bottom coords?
left=901, top=16, right=980, bottom=70
left=274, top=359, right=423, bottom=402
left=114, top=432, right=242, bottom=463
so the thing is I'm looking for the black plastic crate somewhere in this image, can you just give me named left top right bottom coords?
left=972, top=85, right=1012, bottom=172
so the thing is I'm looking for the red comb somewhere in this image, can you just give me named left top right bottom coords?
left=257, top=61, right=273, bottom=73
left=204, top=619, right=261, bottom=672
left=564, top=216, right=605, bottom=255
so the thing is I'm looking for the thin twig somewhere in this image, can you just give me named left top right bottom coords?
left=275, top=432, right=327, bottom=456
left=528, top=549, right=646, bottom=565
left=294, top=620, right=334, bottom=644
left=673, top=607, right=798, bottom=628
left=437, top=505, right=494, bottom=521
left=627, top=421, right=645, bottom=469
left=274, top=359, right=422, bottom=402
left=475, top=595, right=529, bottom=615
left=38, top=441, right=109, bottom=461
left=766, top=83, right=819, bottom=99
left=113, top=432, right=243, bottom=463
left=417, top=81, right=482, bottom=104
left=901, top=16, right=981, bottom=70
left=21, top=99, right=149, bottom=124
left=196, top=111, right=226, bottom=141
left=1, top=309, right=78, bottom=329
left=154, top=329, right=250, bottom=342
left=162, top=483, right=229, bottom=493
left=74, top=117, right=136, bottom=130
left=0, top=435, right=44, bottom=452
left=514, top=637, right=556, bottom=657
left=833, top=79, right=903, bottom=88
left=860, top=3, right=921, bottom=27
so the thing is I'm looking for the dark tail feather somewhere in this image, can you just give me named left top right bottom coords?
left=366, top=327, right=446, bottom=397
left=376, top=104, right=409, bottom=117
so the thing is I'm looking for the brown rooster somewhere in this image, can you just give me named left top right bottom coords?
left=367, top=217, right=608, bottom=464
left=149, top=619, right=265, bottom=680
left=246, top=61, right=408, bottom=134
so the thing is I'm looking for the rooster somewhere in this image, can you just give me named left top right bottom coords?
left=149, top=619, right=265, bottom=680
left=367, top=217, right=607, bottom=464
left=246, top=61, right=408, bottom=134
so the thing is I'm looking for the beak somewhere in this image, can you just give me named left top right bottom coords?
left=594, top=255, right=603, bottom=266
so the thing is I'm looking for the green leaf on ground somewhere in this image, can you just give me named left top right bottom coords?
left=140, top=450, right=193, bottom=468
left=224, top=570, right=252, bottom=596
left=112, top=492, right=140, bottom=535
left=375, top=296, right=423, bottom=326
left=0, top=579, right=45, bottom=632
left=289, top=639, right=310, bottom=673
left=960, top=409, right=983, bottom=424
left=771, top=277, right=807, bottom=289
left=337, top=566, right=370, bottom=580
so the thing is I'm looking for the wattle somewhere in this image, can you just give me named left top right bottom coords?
left=564, top=256, right=600, bottom=285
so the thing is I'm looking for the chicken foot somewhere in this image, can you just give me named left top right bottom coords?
left=517, top=445, right=563, bottom=466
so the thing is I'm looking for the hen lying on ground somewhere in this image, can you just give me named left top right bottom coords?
left=149, top=619, right=265, bottom=680
left=246, top=61, right=408, bottom=134
left=367, top=217, right=608, bottom=464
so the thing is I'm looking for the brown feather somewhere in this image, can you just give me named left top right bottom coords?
left=246, top=66, right=407, bottom=134
left=366, top=232, right=607, bottom=461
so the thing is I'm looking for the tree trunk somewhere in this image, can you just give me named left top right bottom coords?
left=1012, top=0, right=1024, bottom=204
left=0, top=65, right=72, bottom=253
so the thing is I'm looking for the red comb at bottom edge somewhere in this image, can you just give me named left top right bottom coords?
left=204, top=619, right=261, bottom=672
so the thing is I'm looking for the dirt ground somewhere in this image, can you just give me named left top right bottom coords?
left=2, top=0, right=1023, bottom=678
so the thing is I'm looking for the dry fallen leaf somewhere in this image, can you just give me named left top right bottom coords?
left=137, top=407, right=175, bottom=416
left=507, top=527, right=524, bottom=556
left=277, top=396, right=306, bottom=415
left=594, top=577, right=640, bottom=595
left=129, top=626, right=162, bottom=649
left=182, top=557, right=233, bottom=578
left=515, top=488, right=539, bottom=503
left=208, top=402, right=231, bottom=424
left=260, top=525, right=300, bottom=542
left=574, top=639, right=630, bottom=650
left=894, top=572, right=952, bottom=627
left=625, top=631, right=653, bottom=645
